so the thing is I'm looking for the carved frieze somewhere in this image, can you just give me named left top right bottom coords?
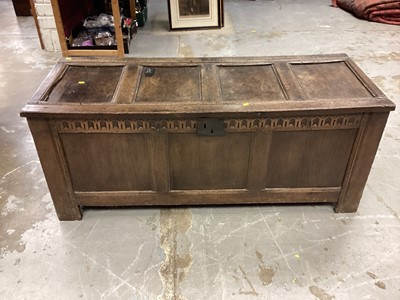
left=56, top=115, right=362, bottom=133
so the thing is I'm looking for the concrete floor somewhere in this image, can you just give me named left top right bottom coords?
left=1, top=0, right=400, bottom=299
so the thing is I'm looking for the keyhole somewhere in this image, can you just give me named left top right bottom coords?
left=203, top=123, right=206, bottom=129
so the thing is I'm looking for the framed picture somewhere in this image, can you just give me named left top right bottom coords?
left=168, top=0, right=223, bottom=30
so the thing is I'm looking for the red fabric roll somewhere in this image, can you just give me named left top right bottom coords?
left=336, top=0, right=400, bottom=25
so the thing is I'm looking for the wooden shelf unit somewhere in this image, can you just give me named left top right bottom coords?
left=51, top=0, right=136, bottom=57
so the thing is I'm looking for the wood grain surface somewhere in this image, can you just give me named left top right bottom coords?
left=21, top=55, right=395, bottom=220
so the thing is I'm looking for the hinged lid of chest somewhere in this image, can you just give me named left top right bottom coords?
left=21, top=54, right=395, bottom=117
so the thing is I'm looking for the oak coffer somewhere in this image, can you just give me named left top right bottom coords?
left=20, top=55, right=395, bottom=220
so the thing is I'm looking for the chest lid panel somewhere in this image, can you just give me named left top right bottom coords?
left=21, top=54, right=395, bottom=116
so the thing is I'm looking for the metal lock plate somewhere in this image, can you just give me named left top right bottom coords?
left=197, top=118, right=225, bottom=136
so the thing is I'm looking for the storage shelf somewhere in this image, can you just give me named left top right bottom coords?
left=51, top=0, right=136, bottom=57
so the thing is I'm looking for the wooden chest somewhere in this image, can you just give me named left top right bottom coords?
left=20, top=55, right=395, bottom=220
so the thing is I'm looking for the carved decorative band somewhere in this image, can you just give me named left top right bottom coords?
left=226, top=115, right=362, bottom=131
left=56, top=119, right=198, bottom=133
left=56, top=115, right=362, bottom=133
